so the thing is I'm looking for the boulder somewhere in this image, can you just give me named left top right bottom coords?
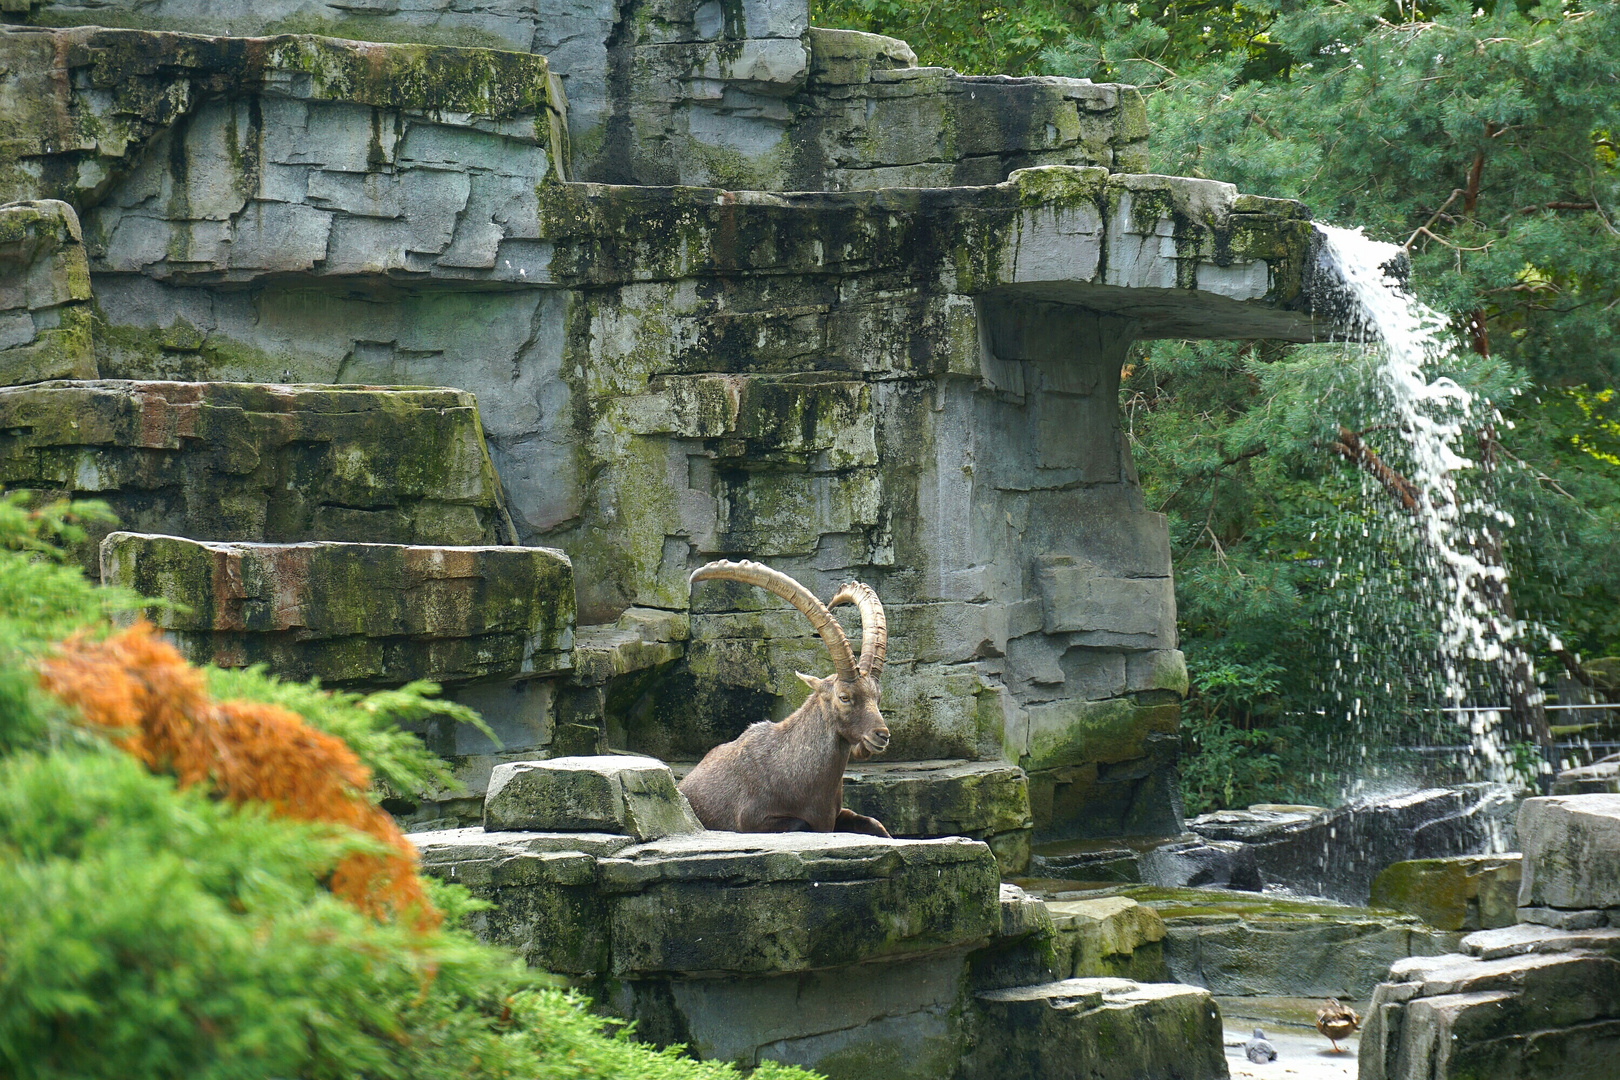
left=964, top=978, right=1228, bottom=1080
left=1028, top=845, right=1144, bottom=884
left=1046, top=896, right=1168, bottom=980
left=1369, top=854, right=1522, bottom=931
left=1517, top=795, right=1620, bottom=913
left=1554, top=756, right=1620, bottom=795
left=101, top=533, right=573, bottom=687
left=483, top=756, right=702, bottom=841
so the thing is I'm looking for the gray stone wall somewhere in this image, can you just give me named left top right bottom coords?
left=0, top=13, right=1351, bottom=840
left=11, top=0, right=1143, bottom=190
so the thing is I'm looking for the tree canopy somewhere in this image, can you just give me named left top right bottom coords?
left=814, top=0, right=1620, bottom=808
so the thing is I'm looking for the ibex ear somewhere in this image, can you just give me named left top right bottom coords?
left=795, top=671, right=824, bottom=691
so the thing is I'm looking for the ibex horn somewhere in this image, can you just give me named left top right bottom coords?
left=690, top=560, right=858, bottom=681
left=828, top=581, right=886, bottom=679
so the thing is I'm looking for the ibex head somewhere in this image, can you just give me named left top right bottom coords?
left=690, top=561, right=889, bottom=759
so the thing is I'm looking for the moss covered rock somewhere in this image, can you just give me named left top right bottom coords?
left=965, top=978, right=1227, bottom=1080
left=101, top=533, right=572, bottom=685
left=483, top=756, right=702, bottom=840
left=2, top=380, right=511, bottom=574
left=1369, top=854, right=1522, bottom=931
left=0, top=200, right=97, bottom=386
left=841, top=760, right=1033, bottom=874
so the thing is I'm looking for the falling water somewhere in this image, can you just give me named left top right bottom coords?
left=1313, top=224, right=1524, bottom=774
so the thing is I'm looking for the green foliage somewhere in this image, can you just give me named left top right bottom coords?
left=203, top=666, right=492, bottom=800
left=0, top=507, right=822, bottom=1079
left=0, top=494, right=144, bottom=754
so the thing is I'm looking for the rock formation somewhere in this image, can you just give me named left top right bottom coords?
left=0, top=0, right=1361, bottom=854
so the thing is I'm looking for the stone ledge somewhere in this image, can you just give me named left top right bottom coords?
left=413, top=826, right=1001, bottom=978
left=0, top=25, right=566, bottom=212
left=598, top=832, right=1000, bottom=975
left=101, top=533, right=573, bottom=686
left=0, top=380, right=512, bottom=572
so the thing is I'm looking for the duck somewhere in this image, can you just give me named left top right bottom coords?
left=1244, top=1028, right=1278, bottom=1064
left=1316, top=998, right=1360, bottom=1052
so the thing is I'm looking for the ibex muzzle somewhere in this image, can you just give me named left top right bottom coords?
left=677, top=560, right=892, bottom=836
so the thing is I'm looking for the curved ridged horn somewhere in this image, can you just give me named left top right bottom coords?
left=690, top=559, right=858, bottom=681
left=828, top=581, right=887, bottom=679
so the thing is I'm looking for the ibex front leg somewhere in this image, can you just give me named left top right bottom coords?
left=835, top=807, right=891, bottom=837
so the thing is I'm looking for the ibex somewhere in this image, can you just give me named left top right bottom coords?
left=678, top=560, right=892, bottom=836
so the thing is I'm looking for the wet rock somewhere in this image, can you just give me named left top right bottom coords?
left=1554, top=755, right=1620, bottom=795
left=1359, top=922, right=1620, bottom=1080
left=0, top=200, right=96, bottom=386
left=965, top=978, right=1228, bottom=1080
left=1029, top=845, right=1144, bottom=883
left=1139, top=888, right=1463, bottom=999
left=1188, top=786, right=1517, bottom=904
left=101, top=533, right=572, bottom=686
left=1140, top=837, right=1263, bottom=892
left=1517, top=794, right=1620, bottom=913
left=483, top=756, right=702, bottom=840
left=1369, top=854, right=1522, bottom=931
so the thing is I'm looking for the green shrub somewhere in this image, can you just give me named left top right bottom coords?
left=0, top=495, right=821, bottom=1080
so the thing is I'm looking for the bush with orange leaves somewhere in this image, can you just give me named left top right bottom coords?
left=39, top=621, right=437, bottom=929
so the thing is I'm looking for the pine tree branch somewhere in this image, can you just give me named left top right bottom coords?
left=1331, top=426, right=1421, bottom=511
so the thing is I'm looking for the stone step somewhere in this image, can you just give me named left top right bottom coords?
left=0, top=380, right=513, bottom=575
left=101, top=532, right=573, bottom=687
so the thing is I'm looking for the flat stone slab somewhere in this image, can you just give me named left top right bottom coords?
left=598, top=832, right=1000, bottom=976
left=0, top=380, right=512, bottom=575
left=965, top=978, right=1228, bottom=1080
left=101, top=533, right=573, bottom=686
left=1518, top=794, right=1620, bottom=911
left=483, top=755, right=701, bottom=840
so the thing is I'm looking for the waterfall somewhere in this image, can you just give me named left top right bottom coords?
left=1313, top=224, right=1528, bottom=774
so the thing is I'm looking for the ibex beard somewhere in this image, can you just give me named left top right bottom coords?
left=678, top=560, right=892, bottom=836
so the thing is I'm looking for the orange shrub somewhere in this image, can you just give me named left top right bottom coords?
left=39, top=622, right=438, bottom=929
